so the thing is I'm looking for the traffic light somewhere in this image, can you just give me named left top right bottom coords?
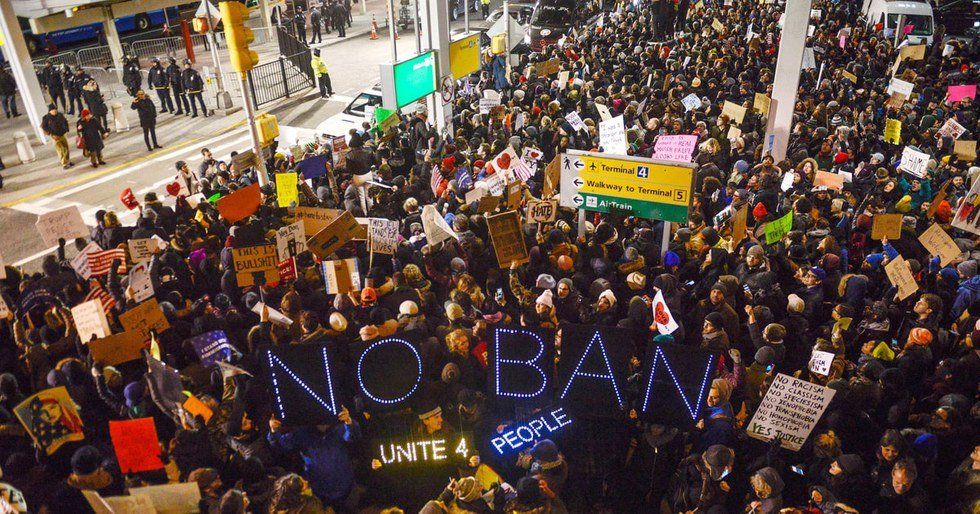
left=255, top=113, right=279, bottom=146
left=219, top=0, right=258, bottom=74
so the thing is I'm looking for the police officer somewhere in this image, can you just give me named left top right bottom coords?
left=66, top=67, right=89, bottom=116
left=40, top=60, right=67, bottom=111
left=167, top=56, right=188, bottom=115
left=293, top=7, right=307, bottom=42
left=309, top=5, right=323, bottom=44
left=122, top=56, right=142, bottom=97
left=182, top=60, right=208, bottom=118
left=148, top=57, right=174, bottom=113
left=311, top=49, right=333, bottom=98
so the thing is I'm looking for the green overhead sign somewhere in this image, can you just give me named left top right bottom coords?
left=380, top=51, right=438, bottom=110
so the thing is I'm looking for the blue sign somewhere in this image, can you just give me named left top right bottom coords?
left=190, top=330, right=236, bottom=367
left=489, top=406, right=572, bottom=454
left=265, top=343, right=340, bottom=425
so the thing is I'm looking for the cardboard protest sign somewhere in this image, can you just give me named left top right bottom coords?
left=638, top=342, right=716, bottom=427
left=119, top=298, right=171, bottom=342
left=599, top=115, right=627, bottom=155
left=322, top=258, right=362, bottom=294
left=479, top=94, right=501, bottom=114
left=331, top=136, right=349, bottom=168
left=900, top=146, right=930, bottom=178
left=731, top=205, right=748, bottom=245
left=681, top=93, right=701, bottom=112
left=477, top=195, right=501, bottom=214
left=651, top=290, right=679, bottom=335
left=276, top=172, right=299, bottom=207
left=918, top=223, right=960, bottom=266
left=486, top=210, right=529, bottom=268
left=14, top=386, right=85, bottom=455
left=899, top=44, right=926, bottom=61
left=535, top=58, right=561, bottom=76
left=89, top=331, right=145, bottom=366
left=295, top=206, right=342, bottom=236
left=264, top=343, right=340, bottom=424
left=871, top=213, right=903, bottom=240
left=180, top=394, right=214, bottom=424
left=752, top=93, right=771, bottom=115
left=308, top=210, right=361, bottom=259
left=747, top=374, right=835, bottom=451
left=127, top=483, right=202, bottom=514
left=885, top=255, right=918, bottom=300
left=71, top=299, right=111, bottom=344
left=83, top=489, right=154, bottom=513
left=557, top=324, right=634, bottom=417
left=801, top=47, right=816, bottom=69
left=954, top=140, right=977, bottom=162
left=368, top=218, right=399, bottom=254
left=128, top=261, right=154, bottom=303
left=232, top=245, right=279, bottom=287
left=841, top=70, right=858, bottom=83
left=231, top=149, right=259, bottom=171
left=814, top=170, right=844, bottom=191
left=947, top=84, right=977, bottom=104
left=505, top=180, right=524, bottom=210
left=421, top=205, right=459, bottom=246
left=886, top=92, right=907, bottom=110
left=711, top=18, right=724, bottom=32
left=721, top=101, right=747, bottom=124
left=884, top=119, right=902, bottom=145
left=251, top=301, right=293, bottom=327
left=543, top=155, right=561, bottom=198
left=35, top=205, right=88, bottom=246
left=109, top=417, right=164, bottom=473
left=276, top=221, right=308, bottom=261
left=216, top=183, right=261, bottom=224
left=808, top=350, right=835, bottom=376
left=653, top=135, right=698, bottom=163
left=190, top=330, right=236, bottom=366
left=487, top=326, right=555, bottom=405
left=527, top=200, right=558, bottom=223
left=764, top=211, right=794, bottom=244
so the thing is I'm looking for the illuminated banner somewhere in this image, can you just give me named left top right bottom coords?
left=264, top=344, right=341, bottom=426
left=638, top=342, right=717, bottom=427
left=488, top=326, right=555, bottom=405
left=556, top=324, right=634, bottom=417
left=489, top=406, right=571, bottom=455
left=351, top=336, right=423, bottom=408
left=373, top=432, right=473, bottom=467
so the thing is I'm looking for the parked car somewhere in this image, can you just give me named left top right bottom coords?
left=527, top=0, right=576, bottom=51
left=316, top=86, right=421, bottom=138
left=934, top=0, right=979, bottom=38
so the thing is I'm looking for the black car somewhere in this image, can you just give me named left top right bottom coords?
left=935, top=0, right=979, bottom=37
left=527, top=0, right=576, bottom=51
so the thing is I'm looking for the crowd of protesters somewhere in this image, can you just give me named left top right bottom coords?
left=1, top=0, right=978, bottom=512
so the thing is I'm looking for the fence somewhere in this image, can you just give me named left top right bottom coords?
left=246, top=51, right=313, bottom=107
left=31, top=52, right=79, bottom=72
left=130, top=36, right=186, bottom=60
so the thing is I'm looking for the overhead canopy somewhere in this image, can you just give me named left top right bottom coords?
left=15, top=0, right=189, bottom=34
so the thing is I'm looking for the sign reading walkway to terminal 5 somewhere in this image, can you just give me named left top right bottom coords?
left=558, top=150, right=695, bottom=223
left=380, top=51, right=438, bottom=110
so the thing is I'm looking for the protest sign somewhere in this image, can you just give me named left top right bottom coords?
left=599, top=115, right=627, bottom=155
left=70, top=241, right=102, bottom=280
left=85, top=248, right=127, bottom=277
left=368, top=218, right=399, bottom=254
left=899, top=44, right=926, bottom=61
left=936, top=118, right=967, bottom=140
left=479, top=95, right=501, bottom=114
left=421, top=205, right=459, bottom=246
left=331, top=136, right=349, bottom=168
left=128, top=262, right=154, bottom=303
left=486, top=210, right=529, bottom=268
left=182, top=394, right=214, bottom=423
left=89, top=331, right=145, bottom=366
left=638, top=342, right=716, bottom=427
left=126, top=238, right=155, bottom=264
left=871, top=213, right=903, bottom=240
left=477, top=195, right=501, bottom=214
left=947, top=84, right=977, bottom=104
left=886, top=91, right=907, bottom=110
left=753, top=93, right=771, bottom=116
left=764, top=211, right=794, bottom=244
left=71, top=299, right=110, bottom=344
left=526, top=199, right=558, bottom=223
left=747, top=374, right=835, bottom=451
left=542, top=155, right=561, bottom=198
left=954, top=140, right=977, bottom=162
left=190, top=330, right=236, bottom=366
left=231, top=149, right=259, bottom=170
left=276, top=172, right=299, bottom=207
left=251, top=301, right=294, bottom=327
left=721, top=101, right=747, bottom=124
left=681, top=93, right=701, bottom=112
left=814, top=170, right=845, bottom=191
left=232, top=245, right=279, bottom=287
left=887, top=77, right=914, bottom=97
left=801, top=47, right=816, bottom=69
left=653, top=135, right=698, bottom=163
left=886, top=255, right=919, bottom=300
left=900, top=146, right=930, bottom=178
left=711, top=18, right=724, bottom=32
left=919, top=223, right=961, bottom=266
left=352, top=335, right=427, bottom=410
left=297, top=154, right=330, bottom=179
left=308, top=211, right=361, bottom=259
left=808, top=350, right=835, bottom=376
left=595, top=103, right=612, bottom=122
left=14, top=386, right=85, bottom=455
left=841, top=70, right=858, bottom=83
left=276, top=221, right=308, bottom=261
left=557, top=324, right=633, bottom=417
left=119, top=298, right=171, bottom=342
left=264, top=343, right=340, bottom=424
left=565, top=111, right=588, bottom=132
left=128, top=483, right=202, bottom=514
left=557, top=70, right=570, bottom=90
left=506, top=180, right=524, bottom=210
left=486, top=146, right=522, bottom=180
left=216, top=183, right=261, bottom=223
left=521, top=147, right=544, bottom=163
left=535, top=58, right=561, bottom=76
left=952, top=176, right=980, bottom=235
left=322, top=258, right=362, bottom=294
left=884, top=118, right=902, bottom=144
left=651, top=290, right=679, bottom=335
left=731, top=204, right=749, bottom=245
left=109, top=417, right=164, bottom=473
left=295, top=206, right=342, bottom=236
left=487, top=326, right=556, bottom=405
left=489, top=406, right=571, bottom=455
left=35, top=205, right=88, bottom=246
left=373, top=432, right=473, bottom=468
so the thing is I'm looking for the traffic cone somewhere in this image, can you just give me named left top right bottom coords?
left=370, top=15, right=379, bottom=40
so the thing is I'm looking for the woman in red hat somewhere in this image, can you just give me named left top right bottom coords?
left=76, top=108, right=106, bottom=168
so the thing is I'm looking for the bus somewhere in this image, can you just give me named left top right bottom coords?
left=19, top=6, right=183, bottom=56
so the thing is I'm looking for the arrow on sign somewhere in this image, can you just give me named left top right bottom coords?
left=572, top=177, right=584, bottom=188
left=573, top=159, right=584, bottom=170
left=573, top=195, right=584, bottom=206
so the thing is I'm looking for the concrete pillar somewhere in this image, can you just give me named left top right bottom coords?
left=259, top=0, right=272, bottom=30
left=768, top=0, right=812, bottom=162
left=0, top=0, right=49, bottom=144
left=421, top=0, right=453, bottom=134
left=103, top=9, right=127, bottom=83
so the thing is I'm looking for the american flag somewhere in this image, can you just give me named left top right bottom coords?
left=88, top=249, right=127, bottom=277
left=430, top=166, right=443, bottom=196
left=84, top=281, right=115, bottom=313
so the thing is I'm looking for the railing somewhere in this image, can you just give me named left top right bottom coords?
left=32, top=52, right=79, bottom=72
left=129, top=36, right=185, bottom=60
left=78, top=45, right=130, bottom=69
left=245, top=50, right=314, bottom=108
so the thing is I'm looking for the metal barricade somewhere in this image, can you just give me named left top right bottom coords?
left=245, top=50, right=313, bottom=108
left=130, top=36, right=185, bottom=60
left=32, top=52, right=79, bottom=72
left=77, top=45, right=126, bottom=69
left=81, top=67, right=126, bottom=100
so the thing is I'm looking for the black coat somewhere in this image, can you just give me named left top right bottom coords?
left=40, top=66, right=64, bottom=91
left=82, top=88, right=108, bottom=117
left=41, top=112, right=70, bottom=137
left=131, top=97, right=157, bottom=127
left=67, top=73, right=90, bottom=95
left=166, top=63, right=184, bottom=93
left=122, top=63, right=142, bottom=89
left=182, top=68, right=204, bottom=93
left=0, top=72, right=15, bottom=96
left=77, top=118, right=105, bottom=152
left=148, top=65, right=169, bottom=88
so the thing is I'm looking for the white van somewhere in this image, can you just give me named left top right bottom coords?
left=863, top=0, right=936, bottom=45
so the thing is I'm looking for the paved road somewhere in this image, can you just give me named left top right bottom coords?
left=0, top=7, right=500, bottom=272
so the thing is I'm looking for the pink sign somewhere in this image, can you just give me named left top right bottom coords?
left=839, top=34, right=846, bottom=48
left=903, top=24, right=914, bottom=35
left=653, top=135, right=699, bottom=163
left=947, top=85, right=977, bottom=104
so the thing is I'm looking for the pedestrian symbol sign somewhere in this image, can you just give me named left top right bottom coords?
left=559, top=150, right=694, bottom=223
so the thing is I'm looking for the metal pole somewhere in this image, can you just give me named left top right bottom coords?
left=894, top=14, right=903, bottom=47
left=361, top=0, right=367, bottom=15
left=660, top=221, right=671, bottom=258
left=414, top=0, right=422, bottom=54
left=503, top=0, right=510, bottom=74
left=240, top=74, right=269, bottom=187
left=816, top=60, right=825, bottom=88
left=577, top=208, right=586, bottom=239
left=464, top=0, right=469, bottom=34
left=204, top=0, right=225, bottom=91
left=387, top=0, right=398, bottom=61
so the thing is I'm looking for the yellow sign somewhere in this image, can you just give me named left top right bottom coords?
left=884, top=119, right=902, bottom=145
left=276, top=172, right=298, bottom=207
left=449, top=33, right=481, bottom=80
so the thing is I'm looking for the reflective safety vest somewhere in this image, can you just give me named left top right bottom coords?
left=311, top=56, right=329, bottom=77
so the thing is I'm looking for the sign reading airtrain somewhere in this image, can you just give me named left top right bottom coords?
left=558, top=150, right=695, bottom=223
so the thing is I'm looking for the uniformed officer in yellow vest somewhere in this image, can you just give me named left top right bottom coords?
left=311, top=49, right=333, bottom=98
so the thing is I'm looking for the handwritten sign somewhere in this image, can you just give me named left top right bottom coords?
left=36, top=205, right=88, bottom=246
left=190, top=330, right=235, bottom=366
left=535, top=58, right=560, bottom=76
left=89, top=331, right=146, bottom=366
left=747, top=374, right=836, bottom=451
left=954, top=140, right=977, bottom=162
left=753, top=93, right=771, bottom=116
left=486, top=210, right=529, bottom=268
left=947, top=84, right=977, bottom=104
left=899, top=44, right=926, bottom=61
left=841, top=70, right=858, bottom=83
left=918, top=223, right=960, bottom=267
left=595, top=103, right=612, bottom=122
left=232, top=245, right=279, bottom=287
left=421, top=205, right=458, bottom=246
left=814, top=170, right=844, bottom=192
left=526, top=199, right=558, bottom=223
left=276, top=221, right=308, bottom=261
left=599, top=115, right=627, bottom=155
left=70, top=241, right=102, bottom=280
left=71, top=299, right=111, bottom=343
left=884, top=119, right=902, bottom=145
left=808, top=350, right=835, bottom=376
left=885, top=255, right=918, bottom=300
left=721, top=101, right=747, bottom=125
left=110, top=417, right=164, bottom=473
left=900, top=146, right=930, bottom=178
left=937, top=118, right=967, bottom=140
left=653, top=135, right=698, bottom=163
left=681, top=93, right=701, bottom=112
left=887, top=77, right=914, bottom=98
left=118, top=298, right=171, bottom=342
left=565, top=111, right=588, bottom=133
left=128, top=262, right=154, bottom=303
left=295, top=206, right=342, bottom=236
left=276, top=172, right=299, bottom=207
left=871, top=213, right=903, bottom=240
left=368, top=218, right=399, bottom=255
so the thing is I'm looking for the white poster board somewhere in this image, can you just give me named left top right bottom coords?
left=275, top=221, right=308, bottom=262
left=599, top=115, right=627, bottom=155
left=746, top=373, right=836, bottom=451
left=899, top=146, right=930, bottom=178
left=71, top=299, right=111, bottom=344
left=807, top=350, right=835, bottom=376
left=128, top=262, right=154, bottom=303
left=36, top=206, right=88, bottom=246
left=368, top=218, right=399, bottom=254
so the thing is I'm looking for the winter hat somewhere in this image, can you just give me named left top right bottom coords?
left=704, top=311, right=725, bottom=330
left=598, top=289, right=616, bottom=307
left=957, top=260, right=977, bottom=279
left=536, top=289, right=554, bottom=308
left=557, top=254, right=574, bottom=271
left=754, top=346, right=775, bottom=366
left=124, top=381, right=145, bottom=408
left=787, top=294, right=805, bottom=313
left=703, top=445, right=734, bottom=480
left=872, top=341, right=895, bottom=361
left=908, top=327, right=933, bottom=345
left=455, top=476, right=481, bottom=503
left=809, top=266, right=827, bottom=282
left=701, top=227, right=721, bottom=247
left=833, top=151, right=849, bottom=164
left=913, top=433, right=938, bottom=461
left=450, top=257, right=467, bottom=273
left=399, top=301, right=419, bottom=317
left=652, top=334, right=675, bottom=344
left=663, top=251, right=681, bottom=267
left=764, top=323, right=786, bottom=343
left=360, top=287, right=378, bottom=305
left=746, top=245, right=765, bottom=259
left=675, top=228, right=692, bottom=242
left=626, top=272, right=646, bottom=290
left=71, top=446, right=102, bottom=475
left=445, top=302, right=464, bottom=322
left=418, top=405, right=442, bottom=421
left=530, top=439, right=562, bottom=468
left=752, top=202, right=768, bottom=220
left=441, top=363, right=460, bottom=384
left=865, top=253, right=884, bottom=270
left=328, top=312, right=348, bottom=332
left=535, top=274, right=556, bottom=289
